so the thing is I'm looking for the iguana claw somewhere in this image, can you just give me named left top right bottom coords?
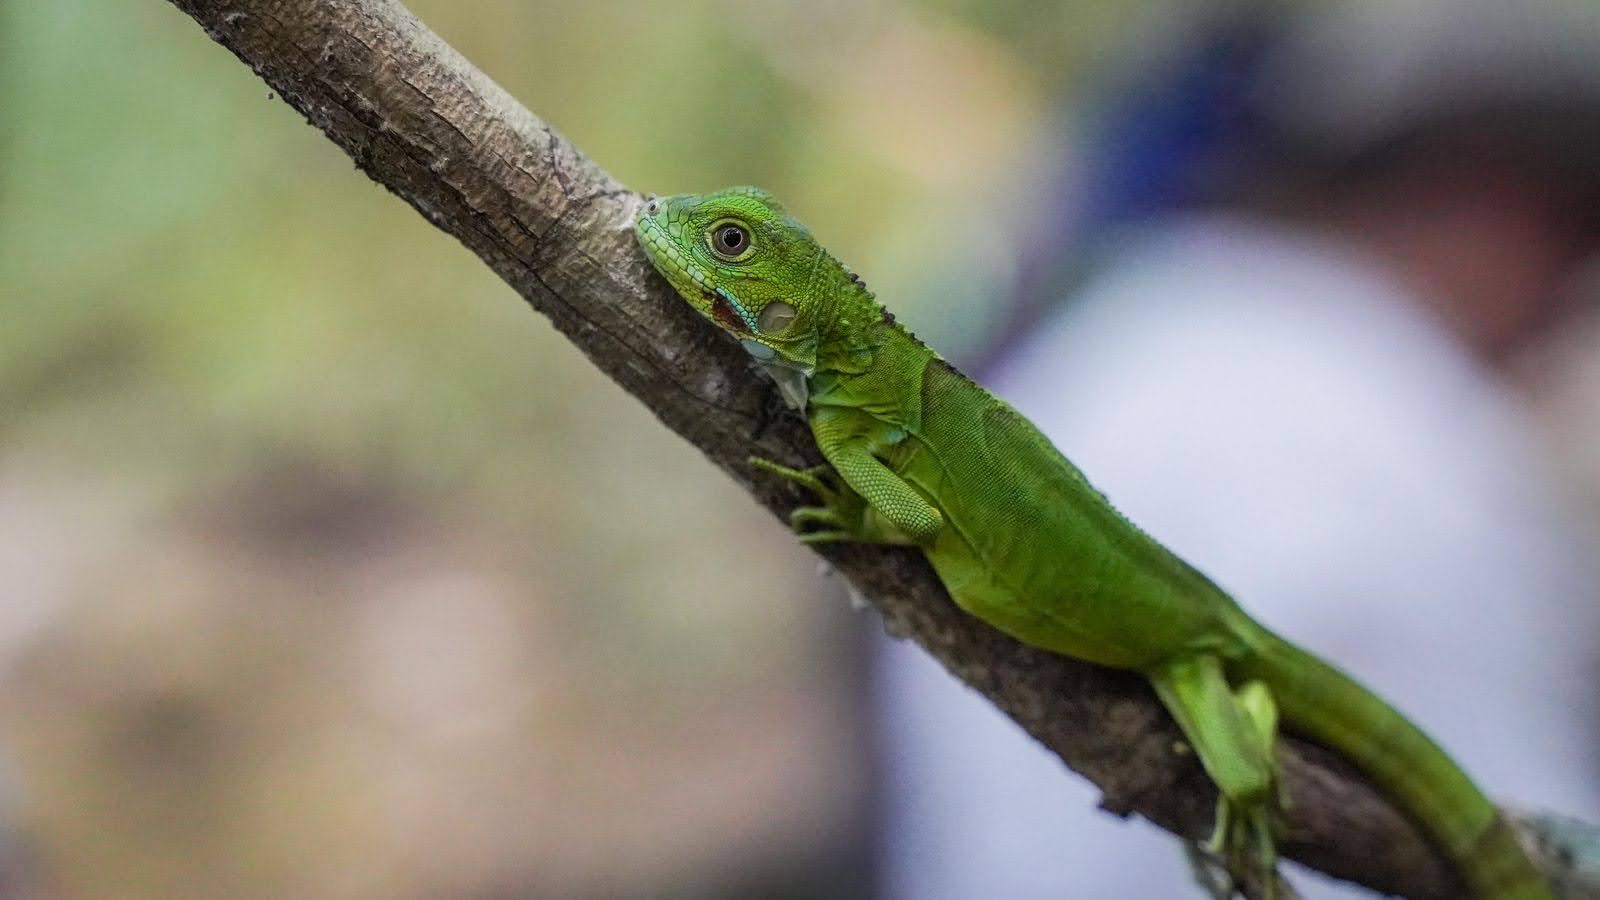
left=751, top=457, right=871, bottom=542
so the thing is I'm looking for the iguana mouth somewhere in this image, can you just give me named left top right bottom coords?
left=707, top=290, right=751, bottom=336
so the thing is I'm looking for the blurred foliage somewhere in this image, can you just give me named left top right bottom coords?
left=0, top=0, right=1172, bottom=897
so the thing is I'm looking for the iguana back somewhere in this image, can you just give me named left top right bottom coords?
left=877, top=347, right=1252, bottom=670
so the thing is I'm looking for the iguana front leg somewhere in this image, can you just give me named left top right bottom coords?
left=750, top=458, right=875, bottom=543
left=753, top=407, right=942, bottom=545
left=750, top=453, right=938, bottom=545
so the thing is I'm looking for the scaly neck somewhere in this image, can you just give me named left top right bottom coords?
left=809, top=302, right=936, bottom=420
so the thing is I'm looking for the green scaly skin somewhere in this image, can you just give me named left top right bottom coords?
left=636, top=187, right=1552, bottom=900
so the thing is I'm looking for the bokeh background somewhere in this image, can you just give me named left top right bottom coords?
left=3, top=1, right=1600, bottom=899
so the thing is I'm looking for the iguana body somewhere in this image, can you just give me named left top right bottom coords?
left=636, top=186, right=1551, bottom=899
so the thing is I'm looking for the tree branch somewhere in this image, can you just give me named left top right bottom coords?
left=161, top=2, right=1598, bottom=897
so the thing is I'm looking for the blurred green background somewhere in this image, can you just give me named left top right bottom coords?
left=7, top=2, right=1600, bottom=899
left=0, top=1, right=1130, bottom=897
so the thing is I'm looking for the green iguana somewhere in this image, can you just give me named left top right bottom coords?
left=635, top=186, right=1551, bottom=900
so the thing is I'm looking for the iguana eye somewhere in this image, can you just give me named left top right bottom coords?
left=708, top=222, right=752, bottom=260
left=758, top=301, right=796, bottom=334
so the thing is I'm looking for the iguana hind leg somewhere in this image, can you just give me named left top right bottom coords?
left=1150, top=656, right=1288, bottom=899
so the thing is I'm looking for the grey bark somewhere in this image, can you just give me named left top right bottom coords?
left=160, top=1, right=1600, bottom=897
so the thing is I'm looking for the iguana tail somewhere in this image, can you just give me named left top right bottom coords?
left=1236, top=632, right=1552, bottom=900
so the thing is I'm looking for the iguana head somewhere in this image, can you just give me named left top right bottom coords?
left=636, top=187, right=833, bottom=408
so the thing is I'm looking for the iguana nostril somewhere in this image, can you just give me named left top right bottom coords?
left=645, top=196, right=660, bottom=216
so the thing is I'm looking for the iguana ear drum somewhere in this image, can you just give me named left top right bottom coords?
left=758, top=301, right=796, bottom=335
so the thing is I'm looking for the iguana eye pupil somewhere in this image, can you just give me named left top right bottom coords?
left=712, top=224, right=750, bottom=258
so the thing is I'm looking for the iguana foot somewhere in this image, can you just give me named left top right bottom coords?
left=750, top=457, right=870, bottom=543
left=750, top=458, right=833, bottom=495
left=1183, top=839, right=1235, bottom=900
left=750, top=456, right=917, bottom=544
left=1187, top=796, right=1293, bottom=899
left=1190, top=759, right=1299, bottom=890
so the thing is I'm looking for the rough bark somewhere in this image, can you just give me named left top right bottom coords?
left=159, top=1, right=1600, bottom=897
